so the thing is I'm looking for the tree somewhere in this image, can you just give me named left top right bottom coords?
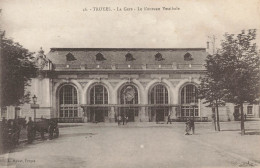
left=218, top=29, right=260, bottom=135
left=1, top=33, right=37, bottom=107
left=198, top=54, right=225, bottom=131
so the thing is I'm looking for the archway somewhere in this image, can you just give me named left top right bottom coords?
left=149, top=84, right=169, bottom=122
left=89, top=85, right=108, bottom=122
left=58, top=84, right=79, bottom=120
left=180, top=84, right=199, bottom=118
left=119, top=84, right=139, bottom=122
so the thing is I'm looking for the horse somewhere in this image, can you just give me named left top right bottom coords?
left=31, top=118, right=59, bottom=140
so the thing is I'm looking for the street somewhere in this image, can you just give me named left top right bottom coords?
left=0, top=121, right=260, bottom=168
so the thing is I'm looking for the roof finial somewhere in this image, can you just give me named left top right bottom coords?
left=39, top=47, right=44, bottom=54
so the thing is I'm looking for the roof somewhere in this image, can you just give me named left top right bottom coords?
left=46, top=48, right=208, bottom=65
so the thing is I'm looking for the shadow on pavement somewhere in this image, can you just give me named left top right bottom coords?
left=60, top=133, right=96, bottom=138
left=245, top=130, right=260, bottom=135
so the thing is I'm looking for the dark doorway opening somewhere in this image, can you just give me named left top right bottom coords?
left=89, top=107, right=108, bottom=122
left=120, top=107, right=138, bottom=122
left=152, top=107, right=169, bottom=122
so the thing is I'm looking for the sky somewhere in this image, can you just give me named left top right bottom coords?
left=0, top=0, right=260, bottom=53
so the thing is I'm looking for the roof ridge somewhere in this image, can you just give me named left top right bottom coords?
left=50, top=48, right=206, bottom=52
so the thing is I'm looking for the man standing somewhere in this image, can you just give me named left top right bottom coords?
left=167, top=113, right=172, bottom=124
left=125, top=115, right=128, bottom=125
left=27, top=117, right=34, bottom=143
left=117, top=115, right=121, bottom=126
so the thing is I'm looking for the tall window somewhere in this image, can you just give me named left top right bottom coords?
left=90, top=85, right=108, bottom=104
left=247, top=106, right=253, bottom=115
left=181, top=84, right=199, bottom=117
left=59, top=85, right=78, bottom=118
left=151, top=85, right=168, bottom=104
left=120, top=85, right=138, bottom=104
left=181, top=84, right=198, bottom=104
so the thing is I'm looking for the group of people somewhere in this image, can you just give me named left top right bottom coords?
left=185, top=118, right=195, bottom=135
left=117, top=115, right=128, bottom=125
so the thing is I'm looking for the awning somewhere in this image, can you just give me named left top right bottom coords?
left=80, top=104, right=181, bottom=108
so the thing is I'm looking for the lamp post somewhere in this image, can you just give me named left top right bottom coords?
left=32, top=95, right=37, bottom=122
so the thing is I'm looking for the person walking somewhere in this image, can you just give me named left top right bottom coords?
left=167, top=113, right=172, bottom=124
left=27, top=117, right=34, bottom=143
left=125, top=116, right=128, bottom=125
left=122, top=114, right=125, bottom=125
left=190, top=119, right=195, bottom=135
left=185, top=118, right=191, bottom=135
left=117, top=115, right=121, bottom=126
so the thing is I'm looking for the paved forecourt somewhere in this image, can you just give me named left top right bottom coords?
left=0, top=121, right=260, bottom=168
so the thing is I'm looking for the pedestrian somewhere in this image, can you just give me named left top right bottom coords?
left=185, top=118, right=191, bottom=135
left=167, top=113, right=172, bottom=124
left=27, top=117, right=34, bottom=143
left=122, top=114, right=125, bottom=125
left=117, top=115, right=121, bottom=126
left=190, top=119, right=195, bottom=135
left=125, top=116, right=128, bottom=125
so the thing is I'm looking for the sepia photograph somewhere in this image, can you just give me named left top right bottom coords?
left=0, top=0, right=260, bottom=167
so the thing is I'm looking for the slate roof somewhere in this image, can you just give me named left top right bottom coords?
left=46, top=48, right=207, bottom=65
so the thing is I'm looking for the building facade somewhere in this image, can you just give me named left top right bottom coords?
left=15, top=48, right=259, bottom=122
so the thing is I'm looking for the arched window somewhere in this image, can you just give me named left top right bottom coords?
left=90, top=85, right=108, bottom=104
left=96, top=53, right=106, bottom=61
left=151, top=84, right=168, bottom=104
left=125, top=53, right=135, bottom=61
left=155, top=53, right=164, bottom=61
left=59, top=85, right=78, bottom=118
left=180, top=84, right=199, bottom=117
left=120, top=85, right=138, bottom=104
left=89, top=85, right=109, bottom=122
left=184, top=52, right=193, bottom=61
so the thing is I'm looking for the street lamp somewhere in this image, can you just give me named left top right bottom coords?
left=32, top=95, right=37, bottom=121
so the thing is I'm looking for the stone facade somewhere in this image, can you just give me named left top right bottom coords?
left=13, top=48, right=259, bottom=122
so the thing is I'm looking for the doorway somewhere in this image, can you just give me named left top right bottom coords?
left=120, top=107, right=138, bottom=122
left=90, top=107, right=108, bottom=122
left=151, top=107, right=169, bottom=122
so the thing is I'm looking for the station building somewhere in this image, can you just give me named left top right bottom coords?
left=14, top=47, right=260, bottom=123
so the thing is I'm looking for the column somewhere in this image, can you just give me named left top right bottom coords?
left=110, top=106, right=115, bottom=122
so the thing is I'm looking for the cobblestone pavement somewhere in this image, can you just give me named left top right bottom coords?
left=0, top=121, right=260, bottom=168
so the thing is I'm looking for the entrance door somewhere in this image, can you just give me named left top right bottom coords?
left=95, top=110, right=104, bottom=122
left=90, top=107, right=105, bottom=122
left=156, top=108, right=165, bottom=122
left=126, top=108, right=135, bottom=122
left=120, top=107, right=136, bottom=122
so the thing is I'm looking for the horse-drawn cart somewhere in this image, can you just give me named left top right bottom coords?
left=30, top=118, right=59, bottom=141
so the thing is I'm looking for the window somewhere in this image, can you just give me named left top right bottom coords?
left=184, top=52, right=193, bottom=61
left=66, top=52, right=77, bottom=61
left=125, top=53, right=135, bottom=61
left=59, top=85, right=78, bottom=118
left=90, top=85, right=108, bottom=104
left=181, top=106, right=199, bottom=117
left=155, top=53, right=164, bottom=61
left=181, top=84, right=198, bottom=104
left=120, top=85, right=138, bottom=104
left=96, top=53, right=106, bottom=61
left=247, top=106, right=253, bottom=115
left=151, top=85, right=168, bottom=104
left=181, top=84, right=199, bottom=117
